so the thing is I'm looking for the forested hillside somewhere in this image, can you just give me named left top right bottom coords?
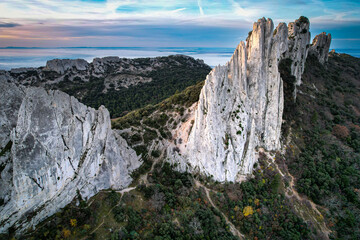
left=3, top=52, right=359, bottom=240
left=282, top=52, right=360, bottom=239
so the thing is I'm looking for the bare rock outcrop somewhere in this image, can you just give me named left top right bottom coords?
left=167, top=17, right=331, bottom=182
left=0, top=77, right=141, bottom=234
left=309, top=32, right=332, bottom=64
left=44, top=59, right=89, bottom=74
left=286, top=16, right=311, bottom=85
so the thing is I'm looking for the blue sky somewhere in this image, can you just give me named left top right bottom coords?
left=0, top=0, right=359, bottom=49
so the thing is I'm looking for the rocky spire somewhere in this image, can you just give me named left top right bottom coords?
left=168, top=17, right=317, bottom=182
left=309, top=32, right=332, bottom=64
left=286, top=16, right=311, bottom=86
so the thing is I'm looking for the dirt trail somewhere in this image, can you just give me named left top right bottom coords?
left=83, top=187, right=136, bottom=239
left=195, top=180, right=244, bottom=240
left=261, top=149, right=325, bottom=215
left=260, top=148, right=331, bottom=238
left=139, top=147, right=165, bottom=186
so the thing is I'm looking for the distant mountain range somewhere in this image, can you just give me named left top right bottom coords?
left=1, top=46, right=359, bottom=70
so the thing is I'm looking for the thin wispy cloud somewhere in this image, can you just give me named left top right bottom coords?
left=197, top=0, right=204, bottom=16
left=0, top=0, right=359, bottom=48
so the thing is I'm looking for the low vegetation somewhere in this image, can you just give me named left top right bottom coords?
left=211, top=154, right=310, bottom=240
left=23, top=163, right=240, bottom=240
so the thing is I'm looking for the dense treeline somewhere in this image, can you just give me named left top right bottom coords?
left=211, top=155, right=310, bottom=240
left=283, top=53, right=360, bottom=239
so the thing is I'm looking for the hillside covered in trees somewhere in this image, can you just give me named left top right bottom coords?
left=9, top=52, right=358, bottom=240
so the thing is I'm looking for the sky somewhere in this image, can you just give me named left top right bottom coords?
left=0, top=0, right=359, bottom=49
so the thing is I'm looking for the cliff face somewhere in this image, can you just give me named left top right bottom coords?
left=168, top=17, right=331, bottom=182
left=0, top=74, right=141, bottom=233
left=309, top=32, right=332, bottom=64
left=286, top=17, right=311, bottom=86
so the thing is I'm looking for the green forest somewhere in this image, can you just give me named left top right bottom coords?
left=283, top=53, right=360, bottom=239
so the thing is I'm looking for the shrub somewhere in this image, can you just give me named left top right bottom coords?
left=333, top=124, right=350, bottom=139
left=70, top=218, right=77, bottom=227
left=62, top=228, right=71, bottom=238
left=151, top=149, right=161, bottom=158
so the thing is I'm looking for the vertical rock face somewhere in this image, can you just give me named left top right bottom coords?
left=286, top=17, right=311, bottom=85
left=168, top=17, right=330, bottom=182
left=0, top=76, right=141, bottom=233
left=309, top=32, right=332, bottom=64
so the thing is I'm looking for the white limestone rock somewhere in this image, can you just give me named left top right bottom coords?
left=309, top=32, right=332, bottom=64
left=167, top=17, right=312, bottom=182
left=286, top=17, right=311, bottom=86
left=92, top=56, right=121, bottom=74
left=0, top=79, right=141, bottom=234
left=44, top=59, right=89, bottom=74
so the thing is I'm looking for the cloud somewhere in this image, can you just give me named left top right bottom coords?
left=197, top=0, right=204, bottom=16
left=0, top=22, right=21, bottom=28
left=0, top=0, right=359, bottom=49
left=230, top=0, right=265, bottom=19
left=172, top=8, right=186, bottom=13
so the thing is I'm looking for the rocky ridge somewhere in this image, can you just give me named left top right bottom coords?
left=167, top=17, right=331, bottom=182
left=0, top=73, right=141, bottom=234
left=8, top=55, right=207, bottom=91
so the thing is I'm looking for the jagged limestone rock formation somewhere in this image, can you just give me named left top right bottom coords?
left=0, top=75, right=141, bottom=234
left=286, top=17, right=311, bottom=86
left=309, top=32, right=332, bottom=64
left=167, top=17, right=331, bottom=182
left=44, top=59, right=90, bottom=74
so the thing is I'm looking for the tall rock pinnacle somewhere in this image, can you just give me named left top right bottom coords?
left=309, top=32, right=332, bottom=64
left=168, top=17, right=331, bottom=182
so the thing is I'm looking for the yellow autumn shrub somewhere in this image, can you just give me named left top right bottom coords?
left=243, top=206, right=254, bottom=217
left=70, top=218, right=77, bottom=227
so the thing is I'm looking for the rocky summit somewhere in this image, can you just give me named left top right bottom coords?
left=167, top=17, right=331, bottom=182
left=309, top=32, right=332, bottom=64
left=0, top=74, right=141, bottom=233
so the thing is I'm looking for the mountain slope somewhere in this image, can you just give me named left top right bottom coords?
left=281, top=52, right=360, bottom=239
left=166, top=17, right=313, bottom=182
left=8, top=55, right=211, bottom=118
left=5, top=52, right=359, bottom=240
left=1, top=16, right=358, bottom=240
